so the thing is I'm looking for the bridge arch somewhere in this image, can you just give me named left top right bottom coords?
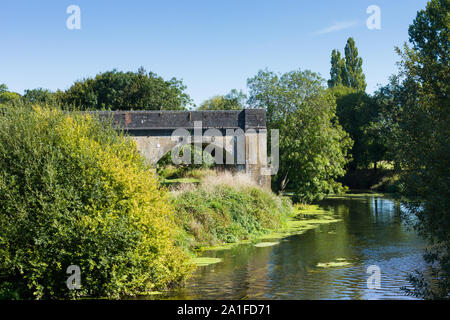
left=96, top=110, right=271, bottom=189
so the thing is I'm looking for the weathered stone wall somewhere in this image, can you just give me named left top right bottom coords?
left=95, top=110, right=271, bottom=190
left=94, top=109, right=266, bottom=130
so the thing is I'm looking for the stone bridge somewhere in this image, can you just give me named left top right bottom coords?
left=96, top=109, right=271, bottom=189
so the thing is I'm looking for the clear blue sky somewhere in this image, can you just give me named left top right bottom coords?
left=1, top=0, right=429, bottom=106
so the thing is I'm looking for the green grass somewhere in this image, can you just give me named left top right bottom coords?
left=163, top=178, right=200, bottom=184
left=172, top=182, right=292, bottom=249
left=175, top=187, right=343, bottom=252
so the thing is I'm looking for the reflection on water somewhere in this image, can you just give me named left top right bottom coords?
left=160, top=196, right=426, bottom=300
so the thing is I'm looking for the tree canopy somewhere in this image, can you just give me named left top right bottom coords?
left=328, top=38, right=367, bottom=91
left=197, top=89, right=246, bottom=110
left=22, top=88, right=60, bottom=105
left=61, top=68, right=192, bottom=110
left=0, top=84, right=21, bottom=104
left=328, top=50, right=347, bottom=88
left=327, top=38, right=381, bottom=172
left=376, top=0, right=449, bottom=299
left=248, top=69, right=352, bottom=203
left=330, top=86, right=386, bottom=170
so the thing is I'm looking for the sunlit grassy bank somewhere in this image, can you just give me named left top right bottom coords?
left=169, top=172, right=343, bottom=256
left=171, top=172, right=292, bottom=250
left=183, top=192, right=344, bottom=271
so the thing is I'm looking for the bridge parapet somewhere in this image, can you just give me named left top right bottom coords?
left=95, top=109, right=266, bottom=131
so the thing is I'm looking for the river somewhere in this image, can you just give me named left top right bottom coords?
left=159, top=195, right=426, bottom=300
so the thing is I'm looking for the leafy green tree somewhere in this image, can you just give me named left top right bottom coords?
left=62, top=68, right=192, bottom=110
left=198, top=89, right=246, bottom=110
left=379, top=0, right=449, bottom=299
left=328, top=38, right=366, bottom=91
left=248, top=69, right=352, bottom=203
left=344, top=38, right=367, bottom=91
left=328, top=50, right=346, bottom=88
left=327, top=39, right=380, bottom=172
left=372, top=75, right=407, bottom=170
left=0, top=84, right=21, bottom=104
left=22, top=88, right=59, bottom=105
left=331, top=86, right=386, bottom=170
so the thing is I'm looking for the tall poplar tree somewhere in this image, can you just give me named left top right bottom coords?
left=328, top=37, right=367, bottom=91
left=327, top=50, right=347, bottom=88
left=344, top=38, right=367, bottom=91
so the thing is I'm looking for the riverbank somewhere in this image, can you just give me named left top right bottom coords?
left=188, top=203, right=343, bottom=258
left=166, top=171, right=345, bottom=270
left=170, top=172, right=292, bottom=251
left=156, top=194, right=425, bottom=300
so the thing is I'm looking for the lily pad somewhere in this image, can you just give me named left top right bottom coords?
left=316, top=261, right=351, bottom=268
left=192, top=257, right=222, bottom=267
left=254, top=242, right=280, bottom=248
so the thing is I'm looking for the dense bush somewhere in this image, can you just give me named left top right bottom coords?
left=172, top=173, right=292, bottom=247
left=0, top=105, right=192, bottom=299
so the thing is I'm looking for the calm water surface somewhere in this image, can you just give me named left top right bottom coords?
left=161, top=195, right=425, bottom=300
